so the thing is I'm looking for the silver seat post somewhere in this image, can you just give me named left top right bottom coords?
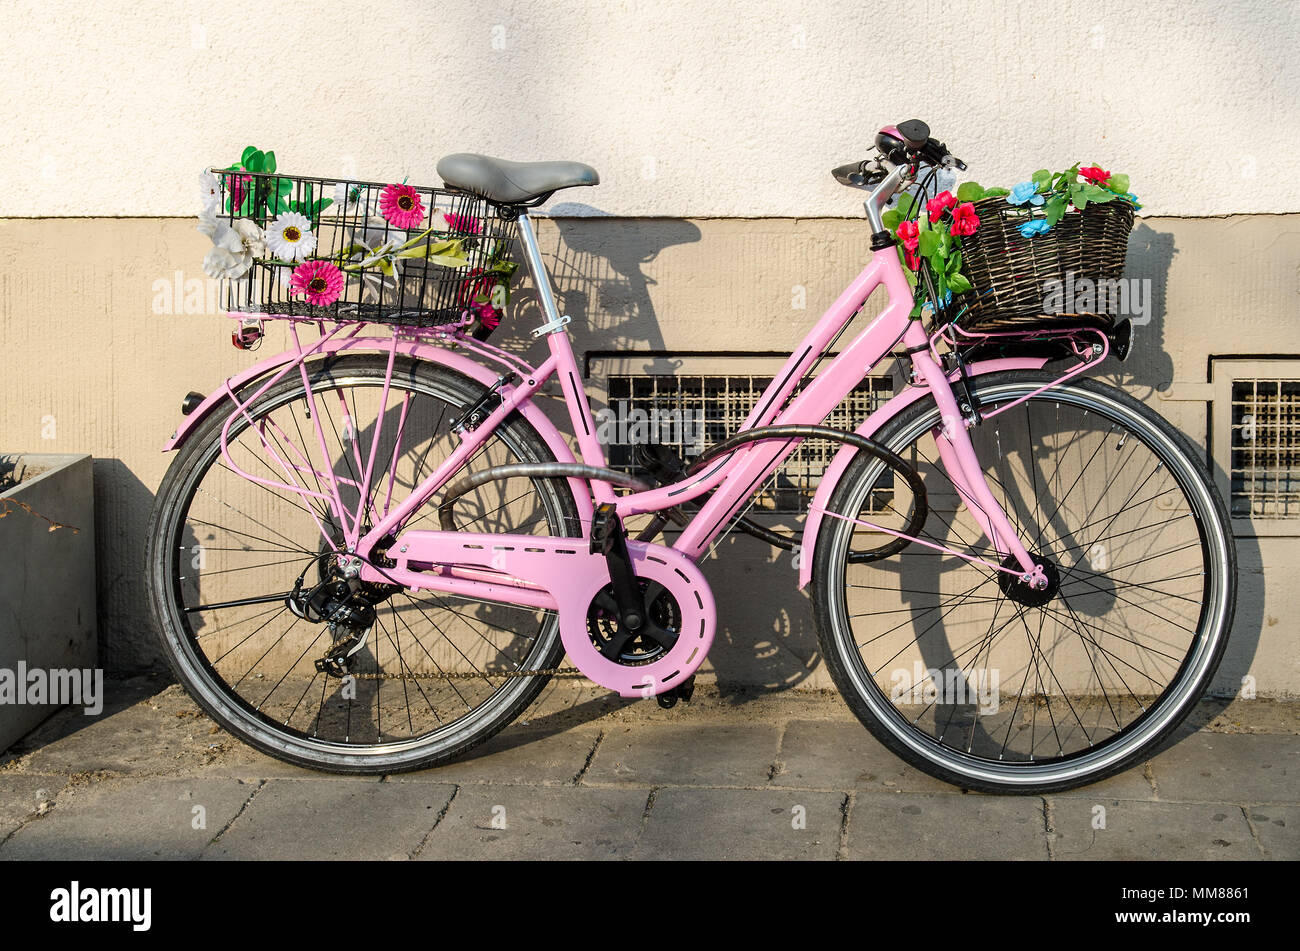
left=515, top=213, right=571, bottom=337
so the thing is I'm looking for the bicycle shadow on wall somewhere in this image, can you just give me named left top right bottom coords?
left=500, top=204, right=827, bottom=697
left=1115, top=222, right=1264, bottom=730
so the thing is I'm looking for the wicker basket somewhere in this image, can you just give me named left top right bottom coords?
left=952, top=195, right=1135, bottom=333
left=209, top=170, right=516, bottom=328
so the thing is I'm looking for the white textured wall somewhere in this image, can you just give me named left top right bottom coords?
left=2, top=0, right=1295, bottom=217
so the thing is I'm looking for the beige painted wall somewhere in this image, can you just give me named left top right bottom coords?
left=2, top=0, right=1297, bottom=217
left=0, top=214, right=1295, bottom=697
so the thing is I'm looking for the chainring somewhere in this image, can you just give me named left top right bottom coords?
left=586, top=578, right=683, bottom=666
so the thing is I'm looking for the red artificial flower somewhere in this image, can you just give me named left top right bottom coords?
left=949, top=202, right=980, bottom=237
left=897, top=220, right=920, bottom=251
left=1080, top=166, right=1110, bottom=185
left=904, top=249, right=921, bottom=271
left=927, top=190, right=957, bottom=220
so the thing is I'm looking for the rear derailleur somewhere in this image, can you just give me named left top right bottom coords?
left=285, top=552, right=400, bottom=678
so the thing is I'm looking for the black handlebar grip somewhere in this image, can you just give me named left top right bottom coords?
left=831, top=161, right=868, bottom=186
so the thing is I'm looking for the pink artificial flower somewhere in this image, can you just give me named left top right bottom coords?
left=1080, top=166, right=1110, bottom=185
left=225, top=172, right=253, bottom=210
left=289, top=260, right=345, bottom=306
left=949, top=202, right=980, bottom=237
left=927, top=190, right=957, bottom=220
left=380, top=183, right=426, bottom=229
left=897, top=220, right=920, bottom=252
left=443, top=212, right=482, bottom=234
left=473, top=300, right=501, bottom=331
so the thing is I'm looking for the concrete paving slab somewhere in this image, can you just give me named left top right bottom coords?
left=583, top=723, right=780, bottom=787
left=418, top=785, right=649, bottom=860
left=1247, top=805, right=1299, bottom=860
left=844, top=792, right=1049, bottom=860
left=1149, top=733, right=1299, bottom=803
left=203, top=778, right=455, bottom=860
left=0, top=778, right=253, bottom=860
left=1050, top=799, right=1260, bottom=860
left=634, top=788, right=843, bottom=860
left=773, top=720, right=974, bottom=794
left=10, top=683, right=219, bottom=776
left=389, top=727, right=602, bottom=786
left=0, top=774, right=67, bottom=840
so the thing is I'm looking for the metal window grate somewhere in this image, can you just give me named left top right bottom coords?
left=1230, top=378, right=1300, bottom=518
left=604, top=374, right=893, bottom=514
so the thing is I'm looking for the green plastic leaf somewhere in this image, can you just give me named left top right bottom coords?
left=277, top=179, right=292, bottom=195
left=1032, top=169, right=1052, bottom=189
left=246, top=150, right=265, bottom=173
left=1045, top=195, right=1067, bottom=226
left=263, top=151, right=276, bottom=174
left=956, top=182, right=985, bottom=202
left=425, top=253, right=470, bottom=268
left=895, top=193, right=917, bottom=217
left=947, top=272, right=973, bottom=294
left=241, top=146, right=258, bottom=167
left=881, top=209, right=902, bottom=230
left=1070, top=184, right=1089, bottom=210
left=1104, top=172, right=1130, bottom=194
left=937, top=229, right=953, bottom=258
left=918, top=230, right=940, bottom=258
left=1080, top=183, right=1114, bottom=204
left=982, top=187, right=1010, bottom=198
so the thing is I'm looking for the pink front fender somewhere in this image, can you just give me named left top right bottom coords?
left=163, top=335, right=594, bottom=527
left=797, top=357, right=1049, bottom=589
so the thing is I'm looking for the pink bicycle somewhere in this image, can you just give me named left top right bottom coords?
left=148, top=121, right=1235, bottom=792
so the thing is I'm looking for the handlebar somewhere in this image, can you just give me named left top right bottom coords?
left=832, top=119, right=969, bottom=237
left=833, top=118, right=966, bottom=192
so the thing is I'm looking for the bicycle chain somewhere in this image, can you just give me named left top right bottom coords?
left=350, top=667, right=584, bottom=681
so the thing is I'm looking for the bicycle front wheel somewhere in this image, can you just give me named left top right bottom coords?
left=146, top=353, right=581, bottom=773
left=812, top=371, right=1236, bottom=793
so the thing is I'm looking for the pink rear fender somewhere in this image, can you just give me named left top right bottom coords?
left=163, top=336, right=595, bottom=528
left=796, top=357, right=1049, bottom=589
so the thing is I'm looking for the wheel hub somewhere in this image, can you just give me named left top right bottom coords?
left=997, top=553, right=1061, bottom=608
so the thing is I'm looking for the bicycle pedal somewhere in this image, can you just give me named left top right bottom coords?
left=656, top=674, right=695, bottom=709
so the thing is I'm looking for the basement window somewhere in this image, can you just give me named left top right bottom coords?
left=594, top=357, right=892, bottom=515
left=1211, top=359, right=1300, bottom=537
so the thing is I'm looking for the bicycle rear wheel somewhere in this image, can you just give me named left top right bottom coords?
left=146, top=353, right=581, bottom=773
left=812, top=372, right=1236, bottom=793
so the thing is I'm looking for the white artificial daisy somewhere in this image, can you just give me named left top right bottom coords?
left=264, top=212, right=317, bottom=262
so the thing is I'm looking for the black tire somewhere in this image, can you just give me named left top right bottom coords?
left=812, top=372, right=1236, bottom=794
left=146, top=354, right=580, bottom=773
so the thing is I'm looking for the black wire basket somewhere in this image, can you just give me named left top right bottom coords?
left=204, top=169, right=517, bottom=328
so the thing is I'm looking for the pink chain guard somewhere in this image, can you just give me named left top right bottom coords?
left=372, top=531, right=716, bottom=698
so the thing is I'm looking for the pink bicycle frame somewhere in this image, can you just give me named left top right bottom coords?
left=193, top=219, right=1078, bottom=609
left=350, top=236, right=1053, bottom=593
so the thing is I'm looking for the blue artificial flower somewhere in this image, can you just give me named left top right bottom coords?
left=1122, top=192, right=1143, bottom=210
left=1018, top=219, right=1051, bottom=238
left=1006, top=181, right=1045, bottom=207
